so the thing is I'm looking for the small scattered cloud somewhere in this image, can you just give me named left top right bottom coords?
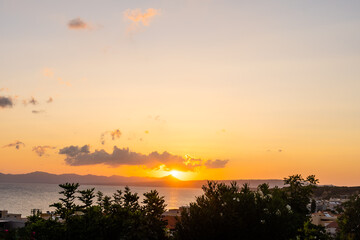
left=0, top=96, right=13, bottom=109
left=32, top=145, right=56, bottom=157
left=57, top=77, right=72, bottom=87
left=3, top=140, right=25, bottom=150
left=124, top=8, right=160, bottom=34
left=47, top=97, right=53, bottom=103
left=43, top=68, right=72, bottom=86
left=148, top=115, right=166, bottom=124
left=32, top=110, right=45, bottom=114
left=100, top=129, right=122, bottom=145
left=267, top=149, right=283, bottom=153
left=68, top=18, right=90, bottom=30
left=43, top=68, right=54, bottom=77
left=0, top=88, right=9, bottom=92
left=59, top=145, right=228, bottom=171
left=23, top=97, right=38, bottom=106
left=110, top=129, right=121, bottom=140
left=204, top=159, right=229, bottom=169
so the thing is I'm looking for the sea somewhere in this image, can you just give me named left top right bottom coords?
left=0, top=183, right=203, bottom=217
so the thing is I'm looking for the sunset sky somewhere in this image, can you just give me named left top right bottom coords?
left=1, top=0, right=360, bottom=186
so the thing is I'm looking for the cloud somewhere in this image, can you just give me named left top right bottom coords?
left=47, top=97, right=53, bottom=103
left=204, top=159, right=229, bottom=169
left=32, top=146, right=56, bottom=157
left=68, top=18, right=90, bottom=30
left=32, top=110, right=45, bottom=114
left=43, top=68, right=54, bottom=77
left=110, top=129, right=121, bottom=140
left=59, top=145, right=90, bottom=157
left=100, top=129, right=122, bottom=145
left=124, top=8, right=160, bottom=33
left=266, top=149, right=283, bottom=153
left=3, top=141, right=25, bottom=150
left=43, top=68, right=71, bottom=86
left=59, top=145, right=228, bottom=171
left=57, top=77, right=72, bottom=87
left=23, top=97, right=38, bottom=106
left=0, top=88, right=9, bottom=92
left=0, top=96, right=13, bottom=109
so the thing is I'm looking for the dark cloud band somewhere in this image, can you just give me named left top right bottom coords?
left=59, top=145, right=229, bottom=171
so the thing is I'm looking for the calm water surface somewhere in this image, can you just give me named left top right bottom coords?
left=0, top=183, right=203, bottom=217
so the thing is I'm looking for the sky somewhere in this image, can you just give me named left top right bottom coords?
left=1, top=0, right=360, bottom=186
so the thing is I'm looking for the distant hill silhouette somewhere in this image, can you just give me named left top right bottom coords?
left=0, top=171, right=285, bottom=188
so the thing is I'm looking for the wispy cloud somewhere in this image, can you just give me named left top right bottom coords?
left=43, top=68, right=71, bottom=87
left=3, top=140, right=25, bottom=150
left=0, top=88, right=9, bottom=92
left=124, top=8, right=160, bottom=34
left=32, top=145, right=56, bottom=157
left=23, top=97, right=38, bottom=106
left=59, top=145, right=229, bottom=171
left=29, top=97, right=38, bottom=105
left=32, top=110, right=46, bottom=114
left=0, top=96, right=13, bottom=109
left=68, top=18, right=90, bottom=30
left=47, top=97, right=53, bottom=103
left=57, top=77, right=72, bottom=87
left=43, top=68, right=54, bottom=77
left=100, top=129, right=122, bottom=145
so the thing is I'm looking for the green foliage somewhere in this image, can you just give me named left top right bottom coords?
left=17, top=184, right=168, bottom=240
left=78, top=188, right=95, bottom=209
left=337, top=194, right=360, bottom=240
left=11, top=174, right=340, bottom=240
left=311, top=199, right=316, bottom=213
left=176, top=175, right=320, bottom=240
left=294, top=221, right=331, bottom=240
left=50, top=183, right=80, bottom=220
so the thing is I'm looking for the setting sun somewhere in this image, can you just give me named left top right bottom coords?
left=169, top=170, right=182, bottom=179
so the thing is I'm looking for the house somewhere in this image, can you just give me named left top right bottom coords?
left=325, top=221, right=339, bottom=236
left=311, top=211, right=338, bottom=226
left=0, top=210, right=26, bottom=230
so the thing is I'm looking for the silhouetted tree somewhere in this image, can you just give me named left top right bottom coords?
left=311, top=199, right=317, bottom=213
left=50, top=183, right=79, bottom=220
left=176, top=175, right=322, bottom=240
left=337, top=194, right=360, bottom=239
left=78, top=188, right=95, bottom=209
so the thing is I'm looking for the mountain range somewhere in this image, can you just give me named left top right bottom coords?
left=0, top=171, right=285, bottom=188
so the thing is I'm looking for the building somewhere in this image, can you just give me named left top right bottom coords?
left=0, top=210, right=26, bottom=230
left=311, top=211, right=338, bottom=226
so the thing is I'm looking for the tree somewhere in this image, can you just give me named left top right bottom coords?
left=50, top=183, right=79, bottom=220
left=283, top=174, right=319, bottom=232
left=123, top=186, right=140, bottom=211
left=176, top=175, right=321, bottom=240
left=337, top=194, right=360, bottom=240
left=311, top=199, right=317, bottom=213
left=295, top=221, right=331, bottom=240
left=142, top=190, right=168, bottom=239
left=78, top=188, right=95, bottom=209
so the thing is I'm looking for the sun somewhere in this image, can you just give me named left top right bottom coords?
left=169, top=170, right=182, bottom=179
